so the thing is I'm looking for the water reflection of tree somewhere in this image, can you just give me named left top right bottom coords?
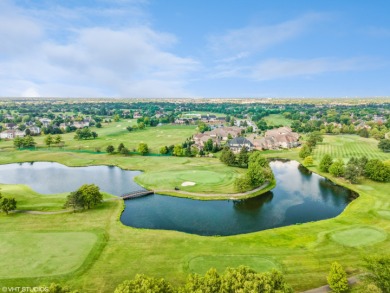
left=318, top=179, right=358, bottom=205
left=232, top=192, right=274, bottom=211
left=298, top=164, right=312, bottom=176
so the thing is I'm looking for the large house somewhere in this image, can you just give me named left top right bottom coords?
left=0, top=129, right=25, bottom=139
left=193, top=126, right=242, bottom=149
left=227, top=137, right=254, bottom=153
left=253, top=126, right=299, bottom=150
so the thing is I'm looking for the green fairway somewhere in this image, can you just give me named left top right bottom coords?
left=263, top=114, right=292, bottom=127
left=330, top=227, right=387, bottom=247
left=0, top=122, right=196, bottom=154
left=0, top=144, right=389, bottom=292
left=188, top=255, right=280, bottom=274
left=313, top=135, right=390, bottom=161
left=377, top=210, right=390, bottom=220
left=0, top=232, right=98, bottom=278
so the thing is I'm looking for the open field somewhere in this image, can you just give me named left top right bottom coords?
left=0, top=147, right=389, bottom=292
left=313, top=135, right=390, bottom=161
left=263, top=114, right=292, bottom=127
left=0, top=122, right=196, bottom=154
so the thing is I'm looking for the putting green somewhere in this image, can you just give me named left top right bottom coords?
left=188, top=255, right=280, bottom=274
left=377, top=210, right=390, bottom=220
left=0, top=232, right=98, bottom=278
left=331, top=227, right=387, bottom=247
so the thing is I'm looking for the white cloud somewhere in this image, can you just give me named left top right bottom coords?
left=209, top=13, right=327, bottom=59
left=250, top=57, right=374, bottom=81
left=0, top=2, right=199, bottom=97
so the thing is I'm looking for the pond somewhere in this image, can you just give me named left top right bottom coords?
left=0, top=161, right=356, bottom=236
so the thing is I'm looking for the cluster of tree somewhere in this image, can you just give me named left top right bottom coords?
left=73, top=127, right=98, bottom=140
left=106, top=143, right=149, bottom=156
left=13, top=135, right=36, bottom=149
left=220, top=146, right=249, bottom=168
left=326, top=255, right=390, bottom=293
left=63, top=184, right=103, bottom=211
left=0, top=191, right=17, bottom=215
left=44, top=134, right=64, bottom=147
left=378, top=138, right=390, bottom=152
left=234, top=152, right=274, bottom=192
left=114, top=266, right=292, bottom=293
left=160, top=138, right=219, bottom=157
left=319, top=154, right=390, bottom=183
left=299, top=132, right=323, bottom=160
left=126, top=122, right=145, bottom=132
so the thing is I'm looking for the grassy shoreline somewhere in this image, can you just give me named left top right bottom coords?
left=0, top=136, right=389, bottom=292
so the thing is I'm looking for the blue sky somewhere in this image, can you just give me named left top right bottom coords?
left=1, top=0, right=390, bottom=98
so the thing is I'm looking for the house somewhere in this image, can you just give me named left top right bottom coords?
left=5, top=123, right=17, bottom=130
left=133, top=112, right=143, bottom=119
left=227, top=137, right=254, bottom=153
left=39, top=118, right=51, bottom=127
left=252, top=126, right=299, bottom=150
left=0, top=130, right=25, bottom=139
left=73, top=120, right=90, bottom=128
left=28, top=126, right=41, bottom=135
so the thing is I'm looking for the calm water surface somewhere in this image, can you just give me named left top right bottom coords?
left=0, top=161, right=356, bottom=236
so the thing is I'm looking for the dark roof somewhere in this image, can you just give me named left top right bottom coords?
left=227, top=137, right=254, bottom=147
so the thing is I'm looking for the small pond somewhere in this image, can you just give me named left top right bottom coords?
left=0, top=161, right=356, bottom=236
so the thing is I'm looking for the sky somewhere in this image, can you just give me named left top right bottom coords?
left=1, top=0, right=390, bottom=98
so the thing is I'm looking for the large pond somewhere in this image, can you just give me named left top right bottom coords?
left=0, top=161, right=356, bottom=236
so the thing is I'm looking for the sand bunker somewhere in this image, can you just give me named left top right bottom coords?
left=181, top=181, right=196, bottom=186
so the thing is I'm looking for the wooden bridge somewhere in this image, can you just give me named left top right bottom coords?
left=120, top=189, right=154, bottom=200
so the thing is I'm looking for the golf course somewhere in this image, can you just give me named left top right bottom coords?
left=0, top=132, right=389, bottom=292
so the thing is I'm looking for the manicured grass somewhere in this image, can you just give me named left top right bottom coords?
left=313, top=135, right=390, bottom=161
left=377, top=210, right=390, bottom=220
left=0, top=232, right=98, bottom=278
left=0, top=146, right=389, bottom=292
left=0, top=123, right=196, bottom=154
left=263, top=114, right=292, bottom=127
left=330, top=227, right=387, bottom=247
left=188, top=255, right=280, bottom=274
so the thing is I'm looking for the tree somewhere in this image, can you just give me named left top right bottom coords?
left=378, top=139, right=390, bottom=152
left=77, top=184, right=103, bottom=209
left=63, top=191, right=84, bottom=212
left=113, top=114, right=120, bottom=122
left=117, top=143, right=125, bottom=153
left=0, top=194, right=17, bottom=215
left=329, top=159, right=345, bottom=177
left=344, top=163, right=359, bottom=183
left=54, top=134, right=62, bottom=145
left=364, top=159, right=390, bottom=182
left=237, top=146, right=249, bottom=168
left=137, top=143, right=149, bottom=156
left=363, top=255, right=390, bottom=292
left=96, top=122, right=102, bottom=128
left=114, top=274, right=174, bottom=293
left=307, top=131, right=323, bottom=148
left=159, top=146, right=169, bottom=155
left=45, top=134, right=53, bottom=147
left=327, top=262, right=349, bottom=293
left=319, top=154, right=333, bottom=172
left=137, top=122, right=145, bottom=130
left=13, top=137, right=24, bottom=149
left=91, top=131, right=98, bottom=139
left=106, top=145, right=115, bottom=154
left=303, top=156, right=314, bottom=166
left=126, top=126, right=133, bottom=132
left=173, top=145, right=183, bottom=156
left=220, top=147, right=236, bottom=166
left=23, top=135, right=36, bottom=148
left=299, top=144, right=312, bottom=159
left=203, top=138, right=214, bottom=152
left=120, top=147, right=130, bottom=156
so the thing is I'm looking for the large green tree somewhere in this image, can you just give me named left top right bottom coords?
left=363, top=255, right=390, bottom=292
left=114, top=274, right=174, bottom=293
left=378, top=139, right=390, bottom=152
left=137, top=143, right=149, bottom=156
left=64, top=184, right=103, bottom=210
left=329, top=159, right=345, bottom=177
left=319, top=154, right=333, bottom=172
left=327, top=262, right=349, bottom=293
left=0, top=193, right=17, bottom=215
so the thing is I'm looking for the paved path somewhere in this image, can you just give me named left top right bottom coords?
left=302, top=276, right=359, bottom=293
left=155, top=182, right=271, bottom=198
